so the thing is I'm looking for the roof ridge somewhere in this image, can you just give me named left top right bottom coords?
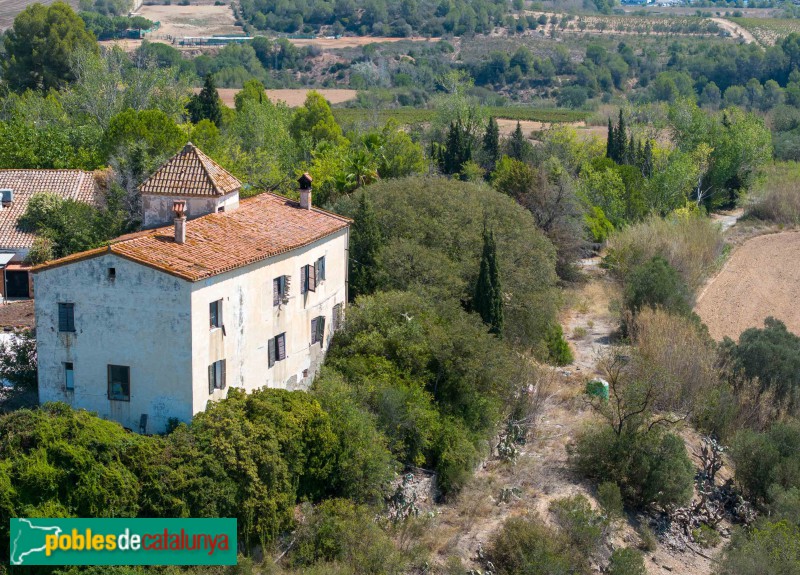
left=138, top=143, right=241, bottom=197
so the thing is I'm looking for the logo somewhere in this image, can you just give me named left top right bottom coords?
left=10, top=518, right=237, bottom=566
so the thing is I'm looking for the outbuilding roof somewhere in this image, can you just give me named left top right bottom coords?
left=33, top=192, right=351, bottom=281
left=0, top=170, right=99, bottom=250
left=138, top=142, right=242, bottom=197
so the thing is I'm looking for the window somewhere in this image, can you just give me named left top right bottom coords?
left=315, top=256, right=326, bottom=282
left=311, top=316, right=326, bottom=345
left=58, top=303, right=75, bottom=332
left=107, top=365, right=130, bottom=401
left=268, top=333, right=287, bottom=367
left=301, top=264, right=316, bottom=294
left=64, top=362, right=74, bottom=390
left=273, top=275, right=291, bottom=306
left=108, top=267, right=116, bottom=280
left=208, top=359, right=226, bottom=394
left=332, top=303, right=343, bottom=332
left=210, top=300, right=222, bottom=329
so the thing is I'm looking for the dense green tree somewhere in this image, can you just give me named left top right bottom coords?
left=623, top=256, right=693, bottom=317
left=349, top=193, right=382, bottom=300
left=436, top=118, right=473, bottom=176
left=482, top=116, right=500, bottom=173
left=507, top=121, right=528, bottom=161
left=0, top=330, right=37, bottom=392
left=2, top=2, right=98, bottom=92
left=473, top=227, right=503, bottom=336
left=290, top=91, right=346, bottom=148
left=187, top=74, right=223, bottom=126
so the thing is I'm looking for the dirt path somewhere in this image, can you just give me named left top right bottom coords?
left=710, top=18, right=758, bottom=44
left=695, top=230, right=800, bottom=341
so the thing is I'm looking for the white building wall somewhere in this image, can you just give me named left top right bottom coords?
left=190, top=228, right=349, bottom=415
left=35, top=254, right=194, bottom=433
left=142, top=191, right=239, bottom=228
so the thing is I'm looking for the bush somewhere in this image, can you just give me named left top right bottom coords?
left=730, top=420, right=800, bottom=505
left=606, top=211, right=724, bottom=293
left=623, top=256, right=692, bottom=317
left=545, top=324, right=574, bottom=366
left=609, top=548, right=646, bottom=575
left=745, top=162, right=800, bottom=224
left=597, top=481, right=624, bottom=519
left=572, top=425, right=694, bottom=510
left=720, top=520, right=800, bottom=575
left=721, top=317, right=800, bottom=412
left=0, top=329, right=37, bottom=392
left=549, top=495, right=605, bottom=554
left=291, top=499, right=404, bottom=574
left=489, top=516, right=584, bottom=575
left=692, top=524, right=721, bottom=548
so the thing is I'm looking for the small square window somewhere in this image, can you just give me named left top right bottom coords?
left=210, top=300, right=222, bottom=329
left=108, top=267, right=116, bottom=280
left=107, top=365, right=130, bottom=401
left=64, top=362, right=74, bottom=390
left=58, top=303, right=75, bottom=332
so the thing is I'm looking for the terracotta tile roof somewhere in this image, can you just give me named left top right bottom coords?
left=139, top=142, right=241, bottom=197
left=0, top=170, right=99, bottom=250
left=34, top=193, right=351, bottom=281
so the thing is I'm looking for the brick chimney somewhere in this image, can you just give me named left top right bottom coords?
left=298, top=173, right=313, bottom=210
left=173, top=200, right=187, bottom=244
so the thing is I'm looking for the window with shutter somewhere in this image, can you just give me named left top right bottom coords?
left=210, top=300, right=222, bottom=329
left=64, top=362, right=74, bottom=390
left=273, top=278, right=280, bottom=306
left=58, top=303, right=75, bottom=332
left=317, top=256, right=326, bottom=281
left=311, top=317, right=318, bottom=344
left=276, top=333, right=286, bottom=360
left=208, top=360, right=227, bottom=392
left=307, top=264, right=317, bottom=292
left=208, top=364, right=214, bottom=394
left=317, top=316, right=325, bottom=344
left=268, top=338, right=276, bottom=367
left=301, top=266, right=307, bottom=294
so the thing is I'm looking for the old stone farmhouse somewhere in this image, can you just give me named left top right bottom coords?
left=0, top=170, right=100, bottom=299
left=34, top=144, right=350, bottom=433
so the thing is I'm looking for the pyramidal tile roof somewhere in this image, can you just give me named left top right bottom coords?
left=139, top=142, right=242, bottom=197
left=33, top=193, right=352, bottom=282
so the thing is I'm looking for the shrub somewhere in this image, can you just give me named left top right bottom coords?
left=572, top=425, right=694, bottom=509
left=546, top=324, right=574, bottom=366
left=489, top=516, right=584, bottom=575
left=606, top=211, right=724, bottom=293
left=719, top=520, right=800, bottom=575
left=730, top=420, right=800, bottom=505
left=597, top=481, right=624, bottom=519
left=692, top=524, right=721, bottom=548
left=623, top=256, right=692, bottom=317
left=637, top=524, right=657, bottom=552
left=609, top=548, right=646, bottom=575
left=549, top=495, right=605, bottom=554
left=721, top=317, right=800, bottom=412
left=745, top=162, right=800, bottom=224
left=291, top=499, right=404, bottom=574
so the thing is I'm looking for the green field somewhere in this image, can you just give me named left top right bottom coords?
left=333, top=106, right=589, bottom=126
left=732, top=17, right=800, bottom=45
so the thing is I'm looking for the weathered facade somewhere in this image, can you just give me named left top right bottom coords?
left=34, top=145, right=350, bottom=433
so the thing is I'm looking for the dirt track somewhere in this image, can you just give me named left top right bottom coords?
left=695, top=231, right=800, bottom=340
left=710, top=18, right=758, bottom=44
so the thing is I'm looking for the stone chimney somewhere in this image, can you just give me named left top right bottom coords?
left=173, top=200, right=187, bottom=244
left=298, top=173, right=313, bottom=210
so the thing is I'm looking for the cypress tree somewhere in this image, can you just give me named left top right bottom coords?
left=474, top=227, right=503, bottom=336
left=616, top=109, right=626, bottom=164
left=349, top=193, right=382, bottom=301
left=439, top=119, right=472, bottom=175
left=483, top=116, right=500, bottom=172
left=606, top=117, right=614, bottom=160
left=642, top=139, right=653, bottom=179
left=188, top=74, right=223, bottom=126
left=627, top=134, right=635, bottom=166
left=509, top=121, right=526, bottom=161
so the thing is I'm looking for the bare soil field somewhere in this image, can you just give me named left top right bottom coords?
left=0, top=300, right=34, bottom=329
left=695, top=230, right=800, bottom=341
left=135, top=4, right=244, bottom=40
left=199, top=88, right=358, bottom=108
left=0, top=0, right=78, bottom=30
left=496, top=118, right=608, bottom=142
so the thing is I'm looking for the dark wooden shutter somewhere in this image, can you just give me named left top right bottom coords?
left=220, top=360, right=227, bottom=389
left=277, top=333, right=286, bottom=360
left=58, top=303, right=74, bottom=332
left=319, top=257, right=326, bottom=281
left=311, top=317, right=318, bottom=344
left=308, top=263, right=317, bottom=292
left=273, top=278, right=280, bottom=306
left=208, top=364, right=214, bottom=394
left=268, top=338, right=276, bottom=367
left=318, top=316, right=325, bottom=343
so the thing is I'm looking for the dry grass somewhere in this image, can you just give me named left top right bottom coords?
left=606, top=212, right=725, bottom=294
left=201, top=88, right=358, bottom=108
left=745, top=162, right=800, bottom=225
left=136, top=4, right=243, bottom=39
